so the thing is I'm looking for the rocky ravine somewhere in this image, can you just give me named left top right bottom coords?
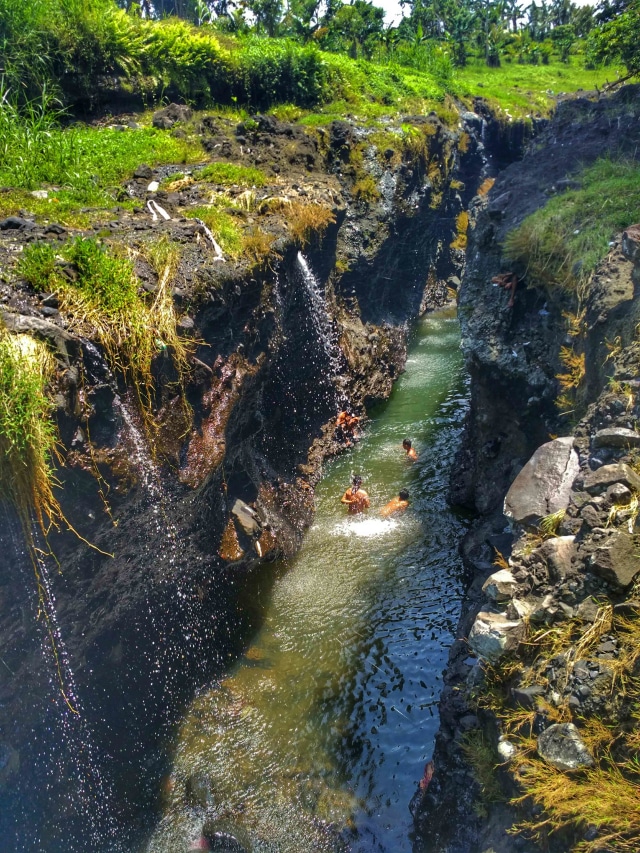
left=0, top=102, right=496, bottom=849
left=413, top=85, right=640, bottom=853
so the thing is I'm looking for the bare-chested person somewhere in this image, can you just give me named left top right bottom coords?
left=381, top=489, right=410, bottom=517
left=403, top=438, right=418, bottom=462
left=336, top=410, right=360, bottom=446
left=340, top=475, right=370, bottom=515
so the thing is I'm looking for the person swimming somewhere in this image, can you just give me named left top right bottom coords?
left=340, top=475, right=370, bottom=514
left=380, top=489, right=410, bottom=517
left=402, top=438, right=418, bottom=461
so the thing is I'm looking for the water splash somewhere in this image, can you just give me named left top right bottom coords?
left=194, top=217, right=225, bottom=261
left=5, top=516, right=123, bottom=851
left=332, top=517, right=400, bottom=538
left=296, top=252, right=348, bottom=406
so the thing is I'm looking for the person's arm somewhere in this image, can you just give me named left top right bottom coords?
left=341, top=490, right=353, bottom=505
left=362, top=491, right=370, bottom=509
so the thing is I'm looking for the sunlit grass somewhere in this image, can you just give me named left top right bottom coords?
left=454, top=56, right=623, bottom=118
left=504, top=157, right=640, bottom=292
left=18, top=238, right=193, bottom=425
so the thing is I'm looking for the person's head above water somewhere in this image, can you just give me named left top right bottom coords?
left=352, top=475, right=362, bottom=493
left=399, top=489, right=409, bottom=502
left=402, top=439, right=412, bottom=450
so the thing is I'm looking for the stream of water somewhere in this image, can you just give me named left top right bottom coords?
left=147, top=308, right=469, bottom=853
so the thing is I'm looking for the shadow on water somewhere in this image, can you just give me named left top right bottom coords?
left=145, top=308, right=470, bottom=853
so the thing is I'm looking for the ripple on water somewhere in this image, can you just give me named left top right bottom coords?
left=146, top=308, right=469, bottom=853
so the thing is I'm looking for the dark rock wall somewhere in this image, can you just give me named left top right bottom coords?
left=414, top=85, right=640, bottom=853
left=0, top=107, right=487, bottom=850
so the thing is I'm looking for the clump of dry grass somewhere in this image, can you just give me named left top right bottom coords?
left=285, top=201, right=336, bottom=247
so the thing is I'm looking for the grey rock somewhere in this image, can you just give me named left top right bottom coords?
left=0, top=216, right=36, bottom=230
left=589, top=529, right=640, bottom=590
left=537, top=722, right=594, bottom=770
left=594, top=427, right=640, bottom=449
left=231, top=499, right=261, bottom=536
left=468, top=610, right=525, bottom=662
left=488, top=192, right=511, bottom=217
left=482, top=569, right=518, bottom=602
left=606, top=482, right=632, bottom=504
left=539, top=536, right=576, bottom=582
left=133, top=163, right=153, bottom=180
left=583, top=463, right=640, bottom=495
left=152, top=103, right=193, bottom=130
left=0, top=310, right=73, bottom=364
left=621, top=223, right=640, bottom=263
left=504, top=437, right=579, bottom=529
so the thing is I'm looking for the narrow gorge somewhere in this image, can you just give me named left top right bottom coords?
left=2, top=77, right=640, bottom=853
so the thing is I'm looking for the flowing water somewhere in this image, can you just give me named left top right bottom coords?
left=147, top=308, right=469, bottom=853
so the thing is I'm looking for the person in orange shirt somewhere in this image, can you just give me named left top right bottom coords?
left=403, top=438, right=418, bottom=461
left=340, top=475, right=370, bottom=514
left=380, top=489, right=410, bottom=517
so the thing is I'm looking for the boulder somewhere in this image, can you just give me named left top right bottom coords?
left=467, top=610, right=525, bottom=663
left=152, top=103, right=192, bottom=129
left=538, top=536, right=577, bottom=582
left=504, top=437, right=579, bottom=529
left=593, top=427, right=640, bottom=449
left=589, top=529, right=640, bottom=590
left=622, top=223, right=640, bottom=263
left=482, top=569, right=518, bottom=602
left=582, top=463, right=640, bottom=496
left=537, top=722, right=594, bottom=771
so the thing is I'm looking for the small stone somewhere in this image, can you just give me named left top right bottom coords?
left=147, top=181, right=160, bottom=192
left=177, top=316, right=194, bottom=330
left=44, top=223, right=66, bottom=235
left=31, top=189, right=48, bottom=199
left=511, top=684, right=545, bottom=709
left=133, top=164, right=153, bottom=180
left=497, top=739, right=517, bottom=761
left=537, top=723, right=594, bottom=771
left=539, top=536, right=576, bottom=582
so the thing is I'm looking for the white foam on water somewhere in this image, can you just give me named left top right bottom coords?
left=333, top=517, right=400, bottom=538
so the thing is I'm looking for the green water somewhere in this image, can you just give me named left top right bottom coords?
left=147, top=308, right=468, bottom=853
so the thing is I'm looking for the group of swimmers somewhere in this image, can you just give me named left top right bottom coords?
left=340, top=438, right=418, bottom=518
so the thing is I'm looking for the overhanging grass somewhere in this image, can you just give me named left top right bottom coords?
left=19, top=238, right=193, bottom=423
left=0, top=323, right=60, bottom=530
left=504, top=157, right=640, bottom=292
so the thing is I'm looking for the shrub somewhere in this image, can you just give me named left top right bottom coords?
left=353, top=174, right=380, bottom=203
left=185, top=206, right=244, bottom=256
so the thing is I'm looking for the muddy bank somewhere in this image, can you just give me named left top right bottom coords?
left=413, top=84, right=640, bottom=853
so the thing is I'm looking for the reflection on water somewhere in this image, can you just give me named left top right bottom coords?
left=147, top=309, right=469, bottom=853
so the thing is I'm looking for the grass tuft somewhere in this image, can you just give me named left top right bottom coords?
left=504, top=158, right=640, bottom=295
